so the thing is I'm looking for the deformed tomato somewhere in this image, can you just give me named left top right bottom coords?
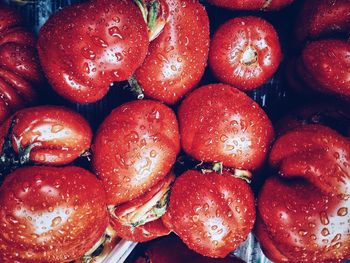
left=38, top=0, right=149, bottom=103
left=178, top=84, right=274, bottom=172
left=0, top=106, right=92, bottom=168
left=209, top=16, right=282, bottom=91
left=92, top=100, right=180, bottom=206
left=133, top=0, right=210, bottom=104
left=0, top=166, right=108, bottom=262
left=257, top=125, right=350, bottom=262
left=163, top=170, right=255, bottom=258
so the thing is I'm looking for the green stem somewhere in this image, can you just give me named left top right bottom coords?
left=128, top=76, right=145, bottom=100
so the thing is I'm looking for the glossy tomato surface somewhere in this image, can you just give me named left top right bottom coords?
left=209, top=16, right=282, bottom=91
left=0, top=5, right=42, bottom=124
left=207, top=0, right=294, bottom=10
left=135, top=0, right=210, bottom=104
left=38, top=0, right=149, bottom=103
left=92, top=100, right=180, bottom=205
left=0, top=106, right=92, bottom=166
left=178, top=84, right=274, bottom=171
left=257, top=125, right=350, bottom=262
left=164, top=170, right=255, bottom=258
left=0, top=166, right=108, bottom=262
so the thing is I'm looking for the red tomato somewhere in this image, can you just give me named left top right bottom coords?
left=38, top=0, right=149, bottom=103
left=0, top=166, right=108, bottom=262
left=92, top=100, right=180, bottom=205
left=209, top=16, right=282, bottom=91
left=134, top=0, right=210, bottom=104
left=207, top=0, right=294, bottom=10
left=163, top=170, right=255, bottom=258
left=0, top=106, right=92, bottom=166
left=134, top=235, right=246, bottom=263
left=178, top=84, right=274, bottom=171
left=300, top=39, right=350, bottom=100
left=295, top=0, right=350, bottom=44
left=257, top=125, right=350, bottom=262
left=0, top=5, right=42, bottom=124
left=109, top=173, right=174, bottom=242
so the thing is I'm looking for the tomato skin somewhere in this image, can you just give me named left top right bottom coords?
left=295, top=0, right=350, bottom=44
left=257, top=125, right=350, bottom=262
left=0, top=5, right=41, bottom=124
left=209, top=16, right=282, bottom=91
left=300, top=39, right=350, bottom=99
left=164, top=170, right=255, bottom=258
left=178, top=84, right=274, bottom=171
left=0, top=106, right=92, bottom=166
left=207, top=0, right=294, bottom=10
left=38, top=0, right=149, bottom=103
left=92, top=100, right=180, bottom=205
left=134, top=235, right=246, bottom=263
left=0, top=166, right=108, bottom=262
left=135, top=0, right=209, bottom=104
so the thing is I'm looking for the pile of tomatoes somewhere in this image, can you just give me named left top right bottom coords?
left=0, top=0, right=349, bottom=262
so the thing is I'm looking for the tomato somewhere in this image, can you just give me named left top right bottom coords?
left=206, top=0, right=294, bottom=10
left=299, top=39, right=350, bottom=100
left=109, top=173, right=174, bottom=242
left=134, top=235, right=246, bottom=263
left=275, top=100, right=350, bottom=137
left=0, top=166, right=108, bottom=262
left=133, top=0, right=210, bottom=104
left=0, top=106, right=92, bottom=168
left=209, top=16, right=282, bottom=91
left=163, top=170, right=255, bottom=258
left=92, top=100, right=180, bottom=205
left=38, top=0, right=149, bottom=103
left=0, top=5, right=42, bottom=124
left=257, top=125, right=350, bottom=262
left=178, top=84, right=274, bottom=172
left=295, top=0, right=350, bottom=44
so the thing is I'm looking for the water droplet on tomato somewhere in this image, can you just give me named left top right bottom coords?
left=320, top=211, right=329, bottom=225
left=51, top=124, right=64, bottom=133
left=321, top=228, right=330, bottom=236
left=108, top=26, right=123, bottom=39
left=337, top=207, right=348, bottom=216
left=81, top=47, right=96, bottom=60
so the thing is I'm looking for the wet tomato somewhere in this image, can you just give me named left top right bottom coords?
left=134, top=235, right=246, bottom=263
left=178, top=84, right=274, bottom=172
left=209, top=16, right=282, bottom=91
left=257, top=125, right=350, bottom=262
left=133, top=0, right=210, bottom=104
left=207, top=0, right=294, bottom=10
left=0, top=4, right=42, bottom=124
left=0, top=106, right=92, bottom=167
left=92, top=100, right=180, bottom=206
left=295, top=0, right=350, bottom=44
left=38, top=0, right=149, bottom=103
left=163, top=170, right=255, bottom=258
left=109, top=173, right=174, bottom=242
left=0, top=166, right=108, bottom=262
left=299, top=39, right=350, bottom=100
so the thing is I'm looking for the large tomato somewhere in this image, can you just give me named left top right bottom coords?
left=0, top=4, right=42, bottom=124
left=207, top=0, right=294, bottom=10
left=209, top=16, right=282, bottom=91
left=163, top=170, right=255, bottom=258
left=0, top=106, right=92, bottom=168
left=178, top=84, right=274, bottom=172
left=109, top=173, right=174, bottom=242
left=295, top=0, right=350, bottom=44
left=92, top=100, right=180, bottom=205
left=134, top=235, right=246, bottom=263
left=133, top=0, right=210, bottom=104
left=257, top=125, right=350, bottom=262
left=0, top=166, right=108, bottom=262
left=38, top=0, right=149, bottom=103
left=299, top=39, right=350, bottom=100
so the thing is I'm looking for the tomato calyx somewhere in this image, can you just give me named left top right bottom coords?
left=79, top=225, right=118, bottom=263
left=134, top=0, right=169, bottom=41
left=240, top=46, right=258, bottom=66
left=109, top=174, right=174, bottom=229
left=128, top=76, right=145, bottom=100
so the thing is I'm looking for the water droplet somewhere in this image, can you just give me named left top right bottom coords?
left=321, top=228, right=330, bottom=236
left=51, top=216, right=62, bottom=227
left=337, top=207, right=348, bottom=216
left=211, top=225, right=218, bottom=230
left=150, top=150, right=157, bottom=158
left=332, top=233, right=341, bottom=242
left=220, top=135, right=228, bottom=142
left=51, top=124, right=64, bottom=133
left=192, top=215, right=199, bottom=222
left=108, top=26, right=123, bottom=39
left=81, top=47, right=96, bottom=60
left=93, top=36, right=108, bottom=47
left=320, top=211, right=329, bottom=225
left=115, top=52, right=123, bottom=62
